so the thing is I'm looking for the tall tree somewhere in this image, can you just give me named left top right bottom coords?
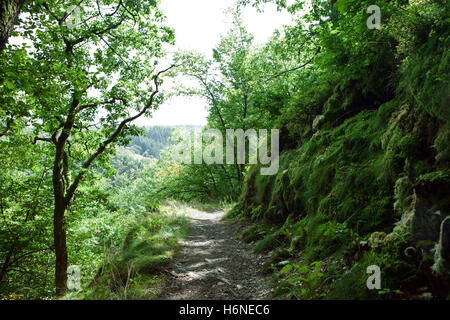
left=15, top=0, right=174, bottom=295
left=175, top=7, right=255, bottom=187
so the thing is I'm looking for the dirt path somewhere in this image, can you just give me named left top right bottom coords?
left=158, top=208, right=272, bottom=300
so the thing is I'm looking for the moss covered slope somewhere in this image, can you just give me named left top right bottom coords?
left=229, top=1, right=450, bottom=299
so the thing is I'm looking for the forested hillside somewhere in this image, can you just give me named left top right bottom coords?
left=0, top=0, right=449, bottom=301
left=126, top=126, right=173, bottom=158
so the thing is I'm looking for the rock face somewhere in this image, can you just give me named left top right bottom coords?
left=433, top=217, right=450, bottom=277
left=440, top=218, right=450, bottom=261
left=411, top=197, right=442, bottom=243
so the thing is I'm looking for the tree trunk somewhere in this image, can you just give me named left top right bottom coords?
left=53, top=198, right=68, bottom=296
left=53, top=142, right=70, bottom=296
left=0, top=0, right=25, bottom=51
left=0, top=243, right=15, bottom=284
left=47, top=67, right=171, bottom=296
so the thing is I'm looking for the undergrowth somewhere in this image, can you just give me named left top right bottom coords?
left=65, top=207, right=189, bottom=300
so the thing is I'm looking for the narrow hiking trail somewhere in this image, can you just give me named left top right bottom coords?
left=158, top=208, right=272, bottom=300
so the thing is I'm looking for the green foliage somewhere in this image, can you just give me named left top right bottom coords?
left=242, top=224, right=271, bottom=243
left=254, top=234, right=279, bottom=254
left=67, top=208, right=189, bottom=300
left=2, top=0, right=449, bottom=300
left=434, top=123, right=450, bottom=163
left=395, top=0, right=449, bottom=121
left=327, top=233, right=413, bottom=300
left=277, top=261, right=326, bottom=300
left=1, top=0, right=177, bottom=298
left=150, top=128, right=242, bottom=202
left=127, top=126, right=175, bottom=158
left=305, top=221, right=356, bottom=261
left=228, top=0, right=450, bottom=300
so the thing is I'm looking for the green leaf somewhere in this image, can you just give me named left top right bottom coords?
left=6, top=81, right=15, bottom=90
left=280, top=264, right=293, bottom=274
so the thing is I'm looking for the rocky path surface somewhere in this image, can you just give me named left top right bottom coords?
left=158, top=208, right=272, bottom=300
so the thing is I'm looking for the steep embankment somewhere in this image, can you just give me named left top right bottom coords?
left=228, top=4, right=450, bottom=299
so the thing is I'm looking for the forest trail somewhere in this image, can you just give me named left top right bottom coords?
left=158, top=208, right=272, bottom=300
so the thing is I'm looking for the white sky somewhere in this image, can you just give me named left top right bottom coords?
left=137, top=0, right=294, bottom=127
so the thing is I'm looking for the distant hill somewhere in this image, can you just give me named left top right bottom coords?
left=124, top=125, right=201, bottom=158
left=125, top=126, right=174, bottom=158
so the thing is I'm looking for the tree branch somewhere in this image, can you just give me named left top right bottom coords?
left=263, top=46, right=321, bottom=82
left=10, top=247, right=53, bottom=266
left=64, top=65, right=176, bottom=205
left=33, top=137, right=54, bottom=144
